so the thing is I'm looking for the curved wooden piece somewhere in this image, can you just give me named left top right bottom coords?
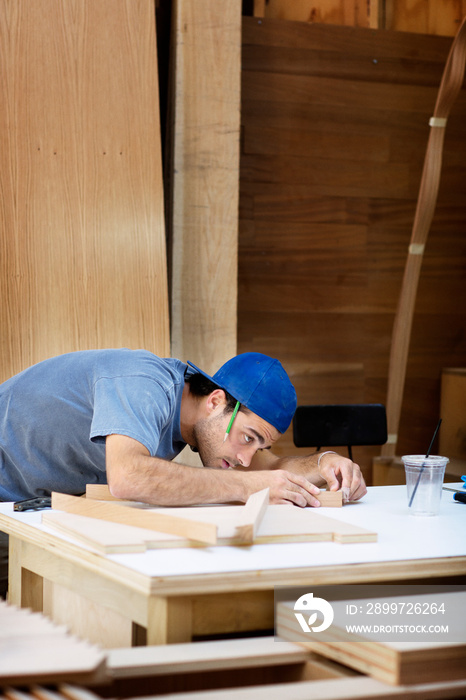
left=382, top=16, right=466, bottom=456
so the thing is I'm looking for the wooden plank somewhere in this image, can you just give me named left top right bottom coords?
left=107, top=635, right=310, bottom=677
left=242, top=16, right=455, bottom=61
left=242, top=71, right=440, bottom=115
left=87, top=483, right=341, bottom=510
left=169, top=0, right=241, bottom=375
left=51, top=492, right=218, bottom=546
left=240, top=153, right=414, bottom=199
left=277, top=592, right=466, bottom=685
left=235, top=488, right=269, bottom=544
left=241, top=43, right=447, bottom=87
left=42, top=512, right=150, bottom=553
left=85, top=484, right=124, bottom=501
left=243, top=125, right=390, bottom=162
left=0, top=0, right=169, bottom=384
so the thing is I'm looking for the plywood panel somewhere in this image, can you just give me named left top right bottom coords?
left=0, top=0, right=169, bottom=383
left=238, top=18, right=466, bottom=475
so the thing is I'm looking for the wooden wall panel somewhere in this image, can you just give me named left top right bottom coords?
left=385, top=1, right=466, bottom=36
left=0, top=0, right=169, bottom=383
left=238, top=18, right=466, bottom=479
left=253, top=0, right=466, bottom=36
left=254, top=0, right=370, bottom=28
left=169, top=0, right=242, bottom=375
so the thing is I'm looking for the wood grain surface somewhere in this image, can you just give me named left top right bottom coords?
left=169, top=0, right=241, bottom=375
left=0, top=0, right=169, bottom=382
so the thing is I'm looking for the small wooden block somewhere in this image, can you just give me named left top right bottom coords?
left=315, top=490, right=343, bottom=507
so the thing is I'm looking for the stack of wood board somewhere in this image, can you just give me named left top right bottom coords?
left=277, top=592, right=466, bottom=685
left=41, top=490, right=376, bottom=554
left=3, top=602, right=466, bottom=698
left=0, top=600, right=106, bottom=685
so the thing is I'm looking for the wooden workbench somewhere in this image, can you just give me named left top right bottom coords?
left=1, top=485, right=465, bottom=647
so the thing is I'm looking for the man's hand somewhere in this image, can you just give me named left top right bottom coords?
left=247, top=449, right=367, bottom=503
left=317, top=452, right=367, bottom=502
left=242, top=469, right=322, bottom=508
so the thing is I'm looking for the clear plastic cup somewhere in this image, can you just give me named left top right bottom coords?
left=402, top=455, right=449, bottom=516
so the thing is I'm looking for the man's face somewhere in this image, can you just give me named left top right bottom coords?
left=193, top=404, right=280, bottom=469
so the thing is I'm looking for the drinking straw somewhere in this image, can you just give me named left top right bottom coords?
left=408, top=418, right=442, bottom=508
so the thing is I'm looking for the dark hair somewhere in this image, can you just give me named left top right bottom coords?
left=186, top=372, right=248, bottom=415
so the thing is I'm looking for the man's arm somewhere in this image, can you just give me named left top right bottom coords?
left=105, top=434, right=323, bottom=507
left=247, top=449, right=367, bottom=502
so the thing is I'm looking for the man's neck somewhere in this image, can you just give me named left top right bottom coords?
left=179, top=383, right=200, bottom=446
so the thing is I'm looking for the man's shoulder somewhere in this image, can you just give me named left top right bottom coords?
left=94, top=350, right=187, bottom=387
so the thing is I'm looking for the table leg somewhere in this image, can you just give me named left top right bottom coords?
left=8, top=536, right=22, bottom=607
left=7, top=537, right=44, bottom=610
left=146, top=596, right=193, bottom=645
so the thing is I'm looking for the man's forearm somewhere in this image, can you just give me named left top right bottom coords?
left=108, top=448, right=248, bottom=505
left=266, top=454, right=325, bottom=482
left=105, top=434, right=322, bottom=508
left=247, top=448, right=324, bottom=483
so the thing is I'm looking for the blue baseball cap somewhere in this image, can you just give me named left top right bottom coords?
left=187, top=352, right=297, bottom=434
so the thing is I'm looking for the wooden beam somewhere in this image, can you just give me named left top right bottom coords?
left=51, top=493, right=217, bottom=546
left=170, top=0, right=241, bottom=373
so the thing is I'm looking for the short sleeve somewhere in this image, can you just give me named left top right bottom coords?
left=90, top=376, right=173, bottom=456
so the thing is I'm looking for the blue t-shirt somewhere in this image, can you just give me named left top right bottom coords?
left=0, top=349, right=188, bottom=501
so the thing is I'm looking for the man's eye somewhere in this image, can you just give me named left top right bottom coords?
left=244, top=434, right=253, bottom=444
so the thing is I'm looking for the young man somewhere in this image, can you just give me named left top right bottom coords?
left=0, top=349, right=366, bottom=507
left=0, top=349, right=366, bottom=597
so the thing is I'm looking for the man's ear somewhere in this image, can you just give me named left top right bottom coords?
left=205, top=389, right=227, bottom=414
